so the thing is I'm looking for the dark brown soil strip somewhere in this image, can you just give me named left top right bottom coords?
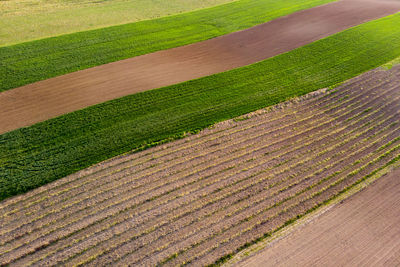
left=1, top=0, right=400, bottom=133
left=236, top=167, right=400, bottom=267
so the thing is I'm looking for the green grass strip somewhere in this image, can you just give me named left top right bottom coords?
left=1, top=14, right=400, bottom=200
left=0, top=0, right=335, bottom=92
left=0, top=0, right=237, bottom=46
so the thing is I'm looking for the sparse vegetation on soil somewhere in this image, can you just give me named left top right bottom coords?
left=0, top=0, right=335, bottom=92
left=1, top=14, right=400, bottom=200
left=1, top=67, right=399, bottom=265
left=233, top=167, right=400, bottom=266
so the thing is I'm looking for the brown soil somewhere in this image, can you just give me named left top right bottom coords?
left=236, top=167, right=400, bottom=267
left=0, top=66, right=399, bottom=266
left=1, top=0, right=400, bottom=134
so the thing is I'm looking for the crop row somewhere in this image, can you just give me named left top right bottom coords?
left=13, top=106, right=396, bottom=266
left=0, top=79, right=378, bottom=235
left=0, top=74, right=369, bottom=217
left=128, top=127, right=400, bottom=266
left=1, top=78, right=394, bottom=255
left=58, top=118, right=400, bottom=266
left=189, top=145, right=400, bottom=266
left=91, top=127, right=400, bottom=266
left=0, top=69, right=390, bottom=227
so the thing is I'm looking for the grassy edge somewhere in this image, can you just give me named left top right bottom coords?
left=219, top=159, right=400, bottom=267
left=381, top=56, right=400, bottom=70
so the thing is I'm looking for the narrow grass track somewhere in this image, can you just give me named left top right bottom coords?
left=0, top=66, right=399, bottom=266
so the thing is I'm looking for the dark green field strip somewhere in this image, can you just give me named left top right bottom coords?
left=1, top=14, right=400, bottom=201
left=0, top=0, right=335, bottom=92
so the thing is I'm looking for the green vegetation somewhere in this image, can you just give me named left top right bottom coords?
left=0, top=0, right=335, bottom=92
left=382, top=55, right=400, bottom=69
left=0, top=0, right=236, bottom=46
left=1, top=14, right=400, bottom=200
left=213, top=153, right=400, bottom=267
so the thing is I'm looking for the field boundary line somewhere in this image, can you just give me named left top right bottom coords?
left=222, top=160, right=400, bottom=267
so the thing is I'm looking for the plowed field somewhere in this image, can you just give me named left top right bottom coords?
left=2, top=0, right=400, bottom=134
left=235, top=167, right=400, bottom=266
left=0, top=66, right=399, bottom=266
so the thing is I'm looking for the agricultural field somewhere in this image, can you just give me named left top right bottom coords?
left=0, top=0, right=236, bottom=46
left=234, top=167, right=400, bottom=266
left=0, top=0, right=335, bottom=92
left=1, top=0, right=400, bottom=265
left=1, top=65, right=399, bottom=265
left=1, top=0, right=396, bottom=134
left=2, top=10, right=400, bottom=200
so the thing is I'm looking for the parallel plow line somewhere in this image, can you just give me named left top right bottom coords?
left=0, top=68, right=399, bottom=266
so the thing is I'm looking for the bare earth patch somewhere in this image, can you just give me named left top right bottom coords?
left=0, top=66, right=399, bottom=266
left=1, top=0, right=400, bottom=134
left=234, top=167, right=400, bottom=267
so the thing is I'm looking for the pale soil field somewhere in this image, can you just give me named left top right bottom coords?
left=0, top=0, right=236, bottom=46
left=1, top=0, right=400, bottom=134
left=236, top=167, right=400, bottom=267
left=0, top=66, right=399, bottom=266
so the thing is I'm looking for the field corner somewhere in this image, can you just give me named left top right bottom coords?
left=221, top=160, right=400, bottom=267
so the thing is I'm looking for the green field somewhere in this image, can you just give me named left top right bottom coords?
left=0, top=0, right=335, bottom=92
left=0, top=0, right=236, bottom=46
left=1, top=14, right=400, bottom=201
left=383, top=55, right=400, bottom=69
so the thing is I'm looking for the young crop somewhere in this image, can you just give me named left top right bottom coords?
left=73, top=107, right=400, bottom=265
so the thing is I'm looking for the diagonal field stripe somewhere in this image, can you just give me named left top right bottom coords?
left=1, top=0, right=400, bottom=134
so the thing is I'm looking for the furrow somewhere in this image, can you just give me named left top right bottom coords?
left=56, top=98, right=400, bottom=266
left=156, top=138, right=400, bottom=266
left=1, top=80, right=396, bottom=264
left=103, top=121, right=400, bottom=266
left=190, top=146, right=400, bottom=266
left=0, top=68, right=384, bottom=216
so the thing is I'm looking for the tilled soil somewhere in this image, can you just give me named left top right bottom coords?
left=1, top=0, right=400, bottom=134
left=236, top=167, right=400, bottom=267
left=0, top=66, right=399, bottom=266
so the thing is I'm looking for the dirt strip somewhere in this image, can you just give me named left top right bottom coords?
left=1, top=0, right=400, bottom=134
left=236, top=167, right=400, bottom=267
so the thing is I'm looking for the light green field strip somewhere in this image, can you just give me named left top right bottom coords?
left=382, top=55, right=400, bottom=69
left=1, top=13, right=400, bottom=201
left=0, top=0, right=335, bottom=92
left=0, top=0, right=236, bottom=46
